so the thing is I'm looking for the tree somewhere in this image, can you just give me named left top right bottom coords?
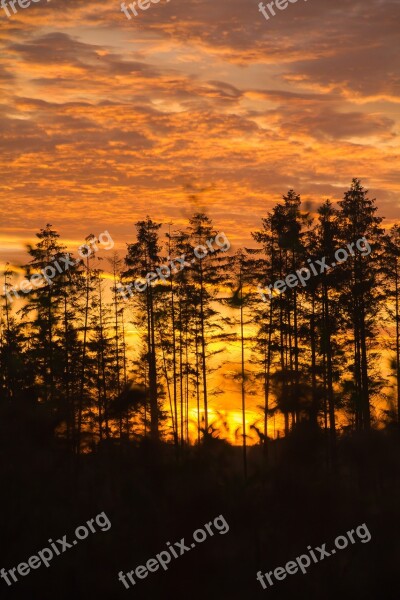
left=383, top=225, right=400, bottom=427
left=186, top=213, right=228, bottom=439
left=337, top=179, right=385, bottom=430
left=124, top=217, right=163, bottom=441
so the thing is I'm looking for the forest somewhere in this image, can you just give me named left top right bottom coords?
left=1, top=178, right=399, bottom=599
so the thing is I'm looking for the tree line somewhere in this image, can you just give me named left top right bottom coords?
left=1, top=179, right=400, bottom=465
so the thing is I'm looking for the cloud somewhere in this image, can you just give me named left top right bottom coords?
left=0, top=0, right=399, bottom=249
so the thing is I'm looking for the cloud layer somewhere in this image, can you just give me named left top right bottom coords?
left=0, top=0, right=399, bottom=249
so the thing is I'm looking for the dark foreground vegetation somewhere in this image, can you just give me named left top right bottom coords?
left=0, top=417, right=399, bottom=600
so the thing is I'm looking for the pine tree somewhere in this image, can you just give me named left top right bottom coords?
left=186, top=213, right=228, bottom=439
left=337, top=179, right=385, bottom=430
left=384, top=225, right=400, bottom=427
left=124, top=217, right=163, bottom=441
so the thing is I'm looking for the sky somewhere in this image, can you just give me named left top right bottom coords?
left=0, top=0, right=399, bottom=440
left=1, top=0, right=399, bottom=255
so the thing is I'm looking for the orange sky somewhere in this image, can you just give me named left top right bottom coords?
left=1, top=0, right=399, bottom=441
